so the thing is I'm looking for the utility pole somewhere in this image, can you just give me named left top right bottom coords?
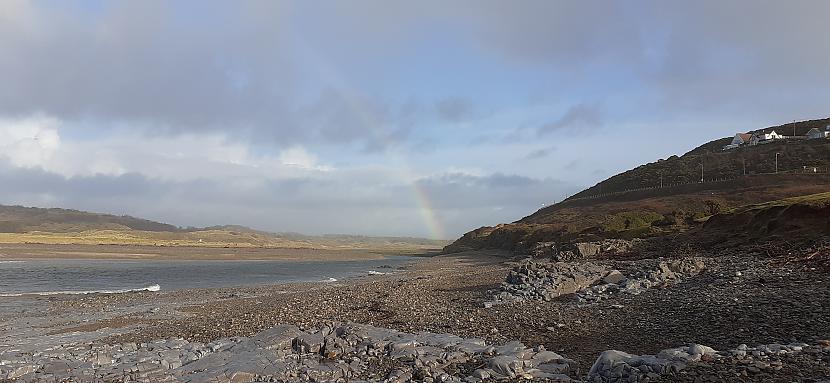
left=775, top=152, right=780, bottom=173
left=793, top=120, right=796, bottom=137
left=743, top=158, right=746, bottom=176
left=701, top=160, right=704, bottom=183
left=660, top=175, right=663, bottom=188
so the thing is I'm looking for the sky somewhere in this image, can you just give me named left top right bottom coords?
left=1, top=0, right=829, bottom=239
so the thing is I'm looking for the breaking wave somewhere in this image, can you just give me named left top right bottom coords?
left=0, top=284, right=161, bottom=297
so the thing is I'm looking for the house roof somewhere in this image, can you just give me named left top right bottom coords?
left=807, top=128, right=821, bottom=134
left=738, top=133, right=752, bottom=142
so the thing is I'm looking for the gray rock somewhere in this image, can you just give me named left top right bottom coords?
left=293, top=332, right=324, bottom=354
left=603, top=270, right=626, bottom=284
left=250, top=324, right=302, bottom=351
left=489, top=355, right=521, bottom=377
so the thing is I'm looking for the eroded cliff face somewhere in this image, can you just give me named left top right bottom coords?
left=698, top=197, right=830, bottom=246
left=442, top=223, right=571, bottom=255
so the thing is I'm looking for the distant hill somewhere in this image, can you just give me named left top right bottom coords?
left=444, top=117, right=830, bottom=254
left=0, top=205, right=448, bottom=251
left=0, top=205, right=179, bottom=233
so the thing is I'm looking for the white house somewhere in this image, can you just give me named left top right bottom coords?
left=806, top=127, right=830, bottom=140
left=750, top=130, right=783, bottom=145
left=723, top=133, right=753, bottom=150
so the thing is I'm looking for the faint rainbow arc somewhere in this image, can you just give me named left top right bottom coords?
left=290, top=42, right=447, bottom=240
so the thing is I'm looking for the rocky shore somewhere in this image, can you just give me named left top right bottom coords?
left=2, top=244, right=830, bottom=382
left=2, top=320, right=828, bottom=382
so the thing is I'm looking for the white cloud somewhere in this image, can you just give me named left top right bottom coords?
left=0, top=114, right=62, bottom=169
left=279, top=146, right=331, bottom=171
left=0, top=114, right=339, bottom=181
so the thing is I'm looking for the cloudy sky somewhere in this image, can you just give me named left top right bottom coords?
left=1, top=0, right=828, bottom=239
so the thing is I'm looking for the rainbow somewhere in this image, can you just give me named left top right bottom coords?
left=411, top=177, right=446, bottom=240
left=290, top=42, right=446, bottom=240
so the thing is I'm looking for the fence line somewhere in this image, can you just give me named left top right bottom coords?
left=561, top=169, right=830, bottom=203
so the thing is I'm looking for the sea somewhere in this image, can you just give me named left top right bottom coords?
left=0, top=257, right=417, bottom=297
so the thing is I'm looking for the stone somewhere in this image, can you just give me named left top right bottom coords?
left=6, top=364, right=36, bottom=380
left=589, top=350, right=635, bottom=375
left=41, top=360, right=72, bottom=375
left=229, top=370, right=257, bottom=383
left=293, top=333, right=324, bottom=354
left=471, top=369, right=490, bottom=379
left=688, top=344, right=716, bottom=357
left=575, top=243, right=601, bottom=257
left=532, top=350, right=565, bottom=365
left=603, top=270, right=626, bottom=284
left=250, top=325, right=303, bottom=350
left=489, top=355, right=521, bottom=377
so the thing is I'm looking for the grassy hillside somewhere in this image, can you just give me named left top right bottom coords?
left=570, top=118, right=830, bottom=200
left=444, top=118, right=830, bottom=254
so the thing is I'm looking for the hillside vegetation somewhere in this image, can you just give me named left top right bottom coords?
left=570, top=118, right=830, bottom=200
left=444, top=118, right=830, bottom=254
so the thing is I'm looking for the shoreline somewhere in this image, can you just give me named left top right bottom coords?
left=0, top=253, right=424, bottom=298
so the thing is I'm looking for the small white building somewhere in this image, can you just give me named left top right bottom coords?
left=723, top=133, right=753, bottom=150
left=806, top=127, right=830, bottom=139
left=750, top=130, right=783, bottom=145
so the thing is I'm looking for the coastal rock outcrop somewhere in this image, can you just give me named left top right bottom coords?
left=486, top=260, right=610, bottom=306
left=487, top=258, right=706, bottom=306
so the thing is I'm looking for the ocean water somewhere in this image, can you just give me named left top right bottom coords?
left=0, top=257, right=416, bottom=296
